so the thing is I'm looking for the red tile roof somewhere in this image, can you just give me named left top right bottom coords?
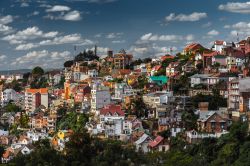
left=152, top=65, right=161, bottom=71
left=203, top=51, right=219, bottom=57
left=26, top=88, right=48, bottom=94
left=149, top=136, right=164, bottom=148
left=100, top=104, right=125, bottom=116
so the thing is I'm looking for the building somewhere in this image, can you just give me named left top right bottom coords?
left=166, top=62, right=179, bottom=77
left=114, top=83, right=134, bottom=100
left=197, top=110, right=229, bottom=133
left=143, top=91, right=173, bottom=108
left=91, top=83, right=111, bottom=113
left=1, top=89, right=18, bottom=106
left=189, top=74, right=221, bottom=88
left=25, top=88, right=49, bottom=113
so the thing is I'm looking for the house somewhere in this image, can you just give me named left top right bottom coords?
left=149, top=76, right=168, bottom=86
left=166, top=62, right=179, bottom=77
left=25, top=88, right=49, bottom=113
left=190, top=74, right=219, bottom=88
left=212, top=55, right=227, bottom=66
left=197, top=110, right=229, bottom=133
left=114, top=83, right=134, bottom=100
left=88, top=69, right=98, bottom=77
left=183, top=43, right=206, bottom=55
left=134, top=133, right=152, bottom=153
left=149, top=136, right=169, bottom=152
left=1, top=89, right=18, bottom=106
left=143, top=91, right=173, bottom=108
left=186, top=130, right=228, bottom=144
left=20, top=144, right=34, bottom=155
left=99, top=104, right=125, bottom=122
left=151, top=65, right=161, bottom=76
left=105, top=49, right=133, bottom=69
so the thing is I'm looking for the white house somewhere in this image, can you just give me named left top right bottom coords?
left=114, top=83, right=134, bottom=100
left=143, top=91, right=173, bottom=108
left=88, top=69, right=98, bottom=77
left=1, top=89, right=18, bottom=106
left=135, top=133, right=152, bottom=153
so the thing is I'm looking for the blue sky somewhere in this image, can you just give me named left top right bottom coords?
left=0, top=0, right=250, bottom=69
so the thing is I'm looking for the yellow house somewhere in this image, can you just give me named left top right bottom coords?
left=57, top=131, right=65, bottom=140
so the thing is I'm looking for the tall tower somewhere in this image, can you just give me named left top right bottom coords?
left=94, top=45, right=97, bottom=56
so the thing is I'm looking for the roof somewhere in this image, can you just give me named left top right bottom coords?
left=100, top=104, right=125, bottom=116
left=26, top=88, right=48, bottom=94
left=149, top=136, right=164, bottom=148
left=198, top=111, right=216, bottom=122
left=152, top=65, right=162, bottom=71
left=203, top=51, right=219, bottom=57
left=161, top=55, right=174, bottom=61
left=135, top=133, right=150, bottom=145
left=189, top=74, right=213, bottom=78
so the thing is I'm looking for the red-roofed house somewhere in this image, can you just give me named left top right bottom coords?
left=151, top=65, right=162, bottom=76
left=183, top=43, right=206, bottom=55
left=149, top=135, right=169, bottom=152
left=161, top=55, right=174, bottom=61
left=100, top=104, right=125, bottom=122
left=166, top=62, right=180, bottom=77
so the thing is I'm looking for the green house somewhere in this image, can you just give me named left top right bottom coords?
left=149, top=76, right=168, bottom=85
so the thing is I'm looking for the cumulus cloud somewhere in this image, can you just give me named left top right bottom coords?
left=14, top=33, right=93, bottom=50
left=207, top=30, right=219, bottom=36
left=112, top=40, right=126, bottom=44
left=2, top=26, right=58, bottom=44
left=0, top=15, right=14, bottom=24
left=226, top=22, right=250, bottom=37
left=66, top=0, right=117, bottom=3
left=139, top=33, right=194, bottom=42
left=129, top=42, right=177, bottom=58
left=0, top=55, right=7, bottom=61
left=219, top=1, right=250, bottom=14
left=46, top=5, right=71, bottom=12
left=63, top=10, right=82, bottom=21
left=11, top=50, right=71, bottom=68
left=106, top=32, right=123, bottom=39
left=165, top=12, right=207, bottom=22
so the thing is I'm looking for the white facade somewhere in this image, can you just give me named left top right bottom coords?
left=1, top=89, right=18, bottom=106
left=88, top=69, right=98, bottom=77
left=114, top=83, right=134, bottom=100
left=91, top=84, right=111, bottom=113
left=143, top=91, right=173, bottom=108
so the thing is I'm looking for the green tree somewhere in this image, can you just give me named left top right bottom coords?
left=32, top=66, right=44, bottom=77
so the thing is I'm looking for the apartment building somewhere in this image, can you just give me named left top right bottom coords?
left=91, top=83, right=111, bottom=114
left=25, top=88, right=48, bottom=113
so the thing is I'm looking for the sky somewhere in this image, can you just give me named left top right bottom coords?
left=0, top=0, right=250, bottom=70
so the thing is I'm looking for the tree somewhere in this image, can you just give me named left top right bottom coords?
left=64, top=60, right=74, bottom=68
left=4, top=103, right=22, bottom=113
left=32, top=66, right=44, bottom=77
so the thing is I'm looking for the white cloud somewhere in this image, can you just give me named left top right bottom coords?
left=219, top=1, right=250, bottom=14
left=15, top=43, right=38, bottom=51
left=0, top=15, right=13, bottom=25
left=165, top=12, right=207, bottom=22
left=66, top=0, right=117, bottom=3
left=20, top=2, right=29, bottom=7
left=0, top=55, right=6, bottom=61
left=106, top=32, right=123, bottom=39
left=0, top=24, right=13, bottom=34
left=63, top=10, right=82, bottom=21
left=14, top=33, right=92, bottom=50
left=139, top=33, right=194, bottom=42
left=227, top=22, right=250, bottom=37
left=2, top=26, right=58, bottom=44
left=207, top=30, right=219, bottom=36
left=112, top=40, right=125, bottom=44
left=46, top=5, right=71, bottom=12
left=129, top=43, right=178, bottom=58
left=202, top=22, right=212, bottom=28
left=12, top=50, right=71, bottom=68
